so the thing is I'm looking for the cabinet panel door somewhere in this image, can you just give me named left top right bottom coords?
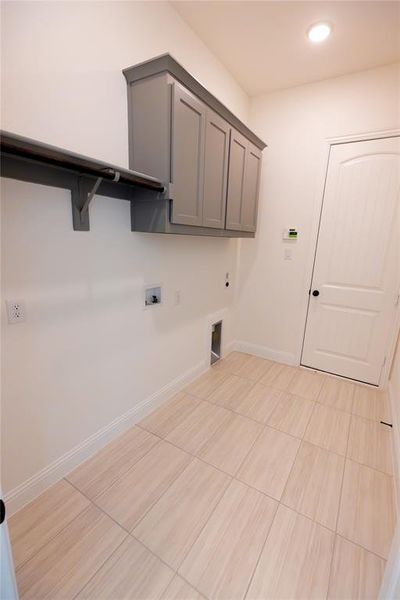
left=202, top=110, right=230, bottom=229
left=170, top=82, right=206, bottom=226
left=241, top=143, right=262, bottom=232
left=225, top=130, right=247, bottom=230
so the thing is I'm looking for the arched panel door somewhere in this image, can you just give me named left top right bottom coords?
left=302, top=136, right=400, bottom=385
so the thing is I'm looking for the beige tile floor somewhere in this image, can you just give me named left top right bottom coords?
left=9, top=352, right=397, bottom=599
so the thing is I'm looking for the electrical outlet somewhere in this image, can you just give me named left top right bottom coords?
left=6, top=300, right=26, bottom=324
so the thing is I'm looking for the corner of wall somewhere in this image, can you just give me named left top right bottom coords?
left=388, top=380, right=400, bottom=514
left=4, top=357, right=208, bottom=516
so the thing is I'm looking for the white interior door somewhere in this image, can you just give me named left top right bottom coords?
left=302, top=136, right=400, bottom=385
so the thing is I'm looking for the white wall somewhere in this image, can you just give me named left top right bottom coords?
left=391, top=337, right=400, bottom=426
left=236, top=63, right=400, bottom=365
left=0, top=1, right=249, bottom=507
left=386, top=337, right=400, bottom=600
left=389, top=335, right=400, bottom=502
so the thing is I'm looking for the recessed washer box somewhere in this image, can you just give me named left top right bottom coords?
left=144, top=285, right=162, bottom=308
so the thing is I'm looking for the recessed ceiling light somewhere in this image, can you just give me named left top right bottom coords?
left=307, top=22, right=332, bottom=43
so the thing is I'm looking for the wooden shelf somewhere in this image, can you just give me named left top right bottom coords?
left=0, top=130, right=165, bottom=231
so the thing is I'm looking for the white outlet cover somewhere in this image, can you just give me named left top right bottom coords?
left=284, top=248, right=293, bottom=260
left=6, top=300, right=26, bottom=324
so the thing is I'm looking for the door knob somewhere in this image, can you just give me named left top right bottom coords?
left=312, top=290, right=320, bottom=297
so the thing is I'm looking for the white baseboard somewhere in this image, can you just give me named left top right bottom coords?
left=233, top=340, right=298, bottom=366
left=4, top=359, right=207, bottom=516
left=223, top=339, right=236, bottom=358
left=388, top=381, right=400, bottom=514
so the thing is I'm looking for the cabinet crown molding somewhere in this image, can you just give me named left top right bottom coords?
left=123, top=53, right=267, bottom=151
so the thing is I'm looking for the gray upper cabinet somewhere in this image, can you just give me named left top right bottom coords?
left=226, top=130, right=262, bottom=232
left=171, top=83, right=206, bottom=226
left=203, top=109, right=230, bottom=229
left=123, top=54, right=266, bottom=238
left=226, top=130, right=247, bottom=231
left=242, top=143, right=262, bottom=232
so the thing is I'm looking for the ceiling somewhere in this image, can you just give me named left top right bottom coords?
left=171, top=1, right=400, bottom=96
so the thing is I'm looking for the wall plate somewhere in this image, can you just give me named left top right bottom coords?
left=144, top=284, right=162, bottom=308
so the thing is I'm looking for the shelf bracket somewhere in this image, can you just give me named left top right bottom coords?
left=71, top=175, right=104, bottom=231
left=81, top=176, right=103, bottom=215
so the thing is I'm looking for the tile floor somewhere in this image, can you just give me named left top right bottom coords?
left=9, top=352, right=397, bottom=599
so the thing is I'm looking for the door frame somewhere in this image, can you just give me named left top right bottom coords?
left=299, top=128, right=400, bottom=388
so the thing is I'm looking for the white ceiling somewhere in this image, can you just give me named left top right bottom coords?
left=171, top=1, right=400, bottom=96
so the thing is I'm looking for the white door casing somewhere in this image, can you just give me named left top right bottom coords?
left=302, top=136, right=400, bottom=385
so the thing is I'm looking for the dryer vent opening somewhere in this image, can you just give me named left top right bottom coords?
left=211, top=321, right=222, bottom=365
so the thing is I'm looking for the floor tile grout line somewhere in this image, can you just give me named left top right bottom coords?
left=244, top=501, right=374, bottom=600
left=67, top=451, right=198, bottom=551
left=228, top=417, right=267, bottom=479
left=130, top=527, right=210, bottom=599
left=334, top=401, right=353, bottom=534
left=65, top=430, right=161, bottom=500
left=194, top=376, right=355, bottom=417
left=315, top=378, right=355, bottom=414
left=138, top=421, right=309, bottom=505
left=333, top=532, right=389, bottom=563
left=346, top=413, right=394, bottom=476
left=124, top=455, right=197, bottom=534
left=180, top=480, right=264, bottom=589
left=16, top=494, right=129, bottom=600
left=138, top=395, right=310, bottom=446
left=264, top=497, right=393, bottom=561
left=207, top=378, right=259, bottom=412
left=122, top=426, right=289, bottom=514
left=68, top=456, right=213, bottom=598
left=127, top=476, right=235, bottom=600
left=326, top=394, right=354, bottom=599
left=194, top=362, right=389, bottom=423
left=81, top=436, right=167, bottom=502
left=193, top=407, right=241, bottom=459
left=279, top=394, right=317, bottom=504
left=13, top=482, right=92, bottom=574
left=138, top=392, right=204, bottom=439
left=137, top=399, right=394, bottom=483
left=136, top=428, right=279, bottom=503
left=278, top=499, right=337, bottom=533
left=186, top=365, right=244, bottom=399
left=71, top=531, right=130, bottom=600
left=203, top=396, right=314, bottom=444
left=303, top=401, right=353, bottom=457
left=65, top=478, right=133, bottom=537
left=174, top=475, right=233, bottom=580
left=219, top=353, right=389, bottom=398
left=275, top=500, right=359, bottom=536
left=241, top=500, right=279, bottom=600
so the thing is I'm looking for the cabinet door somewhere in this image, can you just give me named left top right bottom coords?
left=202, top=109, right=230, bottom=229
left=241, top=142, right=262, bottom=232
left=170, top=82, right=206, bottom=226
left=225, top=130, right=247, bottom=231
left=226, top=130, right=262, bottom=232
